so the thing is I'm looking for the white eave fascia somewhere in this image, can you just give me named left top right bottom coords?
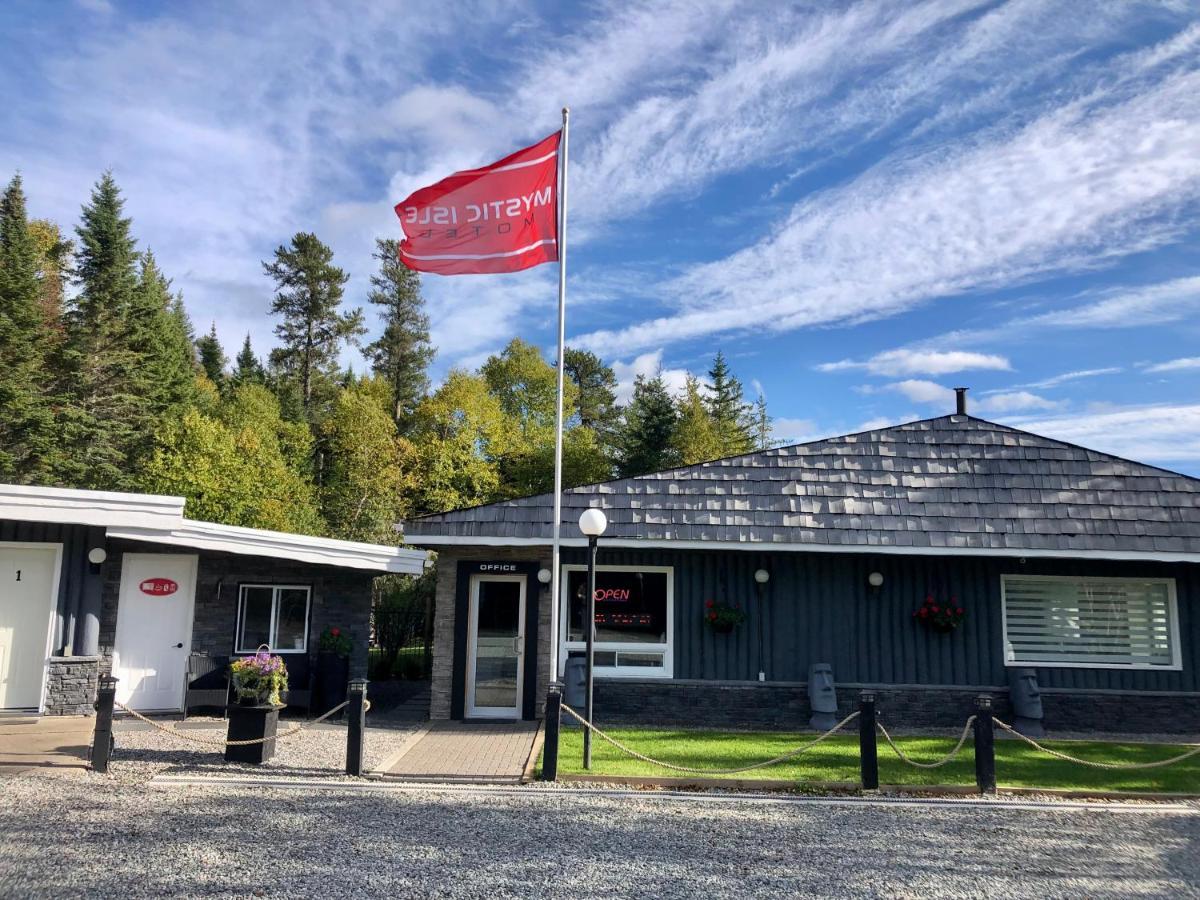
left=402, top=533, right=1200, bottom=564
left=0, top=483, right=185, bottom=530
left=107, top=519, right=429, bottom=574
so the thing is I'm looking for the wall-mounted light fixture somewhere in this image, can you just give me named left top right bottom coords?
left=754, top=568, right=770, bottom=585
left=87, top=547, right=107, bottom=566
left=868, top=571, right=884, bottom=588
left=537, top=568, right=552, bottom=584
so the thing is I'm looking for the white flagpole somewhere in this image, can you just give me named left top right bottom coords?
left=549, top=106, right=569, bottom=683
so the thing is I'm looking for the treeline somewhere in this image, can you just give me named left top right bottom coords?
left=0, top=172, right=775, bottom=543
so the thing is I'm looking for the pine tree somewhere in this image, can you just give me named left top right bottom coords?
left=365, top=237, right=434, bottom=431
left=673, top=374, right=722, bottom=465
left=564, top=347, right=620, bottom=439
left=617, top=372, right=679, bottom=477
left=58, top=172, right=146, bottom=490
left=0, top=174, right=55, bottom=481
left=196, top=322, right=228, bottom=389
left=264, top=232, right=363, bottom=420
left=28, top=218, right=71, bottom=333
left=753, top=393, right=776, bottom=451
left=703, top=350, right=754, bottom=456
left=231, top=333, right=266, bottom=387
left=128, top=251, right=197, bottom=434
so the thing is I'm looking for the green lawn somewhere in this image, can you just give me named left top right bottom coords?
left=548, top=728, right=1200, bottom=794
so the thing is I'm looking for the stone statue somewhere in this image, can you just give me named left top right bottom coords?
left=1009, top=667, right=1045, bottom=737
left=808, top=663, right=838, bottom=731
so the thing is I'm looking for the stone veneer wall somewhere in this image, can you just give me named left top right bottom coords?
left=430, top=546, right=552, bottom=720
left=43, top=656, right=101, bottom=715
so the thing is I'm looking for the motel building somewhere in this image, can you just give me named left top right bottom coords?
left=0, top=484, right=426, bottom=717
left=402, top=401, right=1200, bottom=733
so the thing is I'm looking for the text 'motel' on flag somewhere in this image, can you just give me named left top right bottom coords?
left=394, top=131, right=560, bottom=276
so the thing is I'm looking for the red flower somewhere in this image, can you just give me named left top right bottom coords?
left=709, top=612, right=717, bottom=621
left=931, top=605, right=939, bottom=613
left=331, top=627, right=341, bottom=637
left=926, top=594, right=934, bottom=604
left=919, top=608, right=929, bottom=618
left=705, top=600, right=714, bottom=609
left=956, top=607, right=964, bottom=615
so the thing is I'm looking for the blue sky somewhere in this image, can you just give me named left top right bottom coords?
left=3, top=1, right=1199, bottom=472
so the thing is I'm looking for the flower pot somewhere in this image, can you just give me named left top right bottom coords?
left=314, top=651, right=350, bottom=716
left=225, top=703, right=280, bottom=764
left=710, top=621, right=735, bottom=635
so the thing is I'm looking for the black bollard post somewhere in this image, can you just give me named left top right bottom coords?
left=542, top=682, right=562, bottom=781
left=974, top=695, right=996, bottom=795
left=859, top=691, right=879, bottom=791
left=346, top=678, right=368, bottom=777
left=90, top=674, right=118, bottom=774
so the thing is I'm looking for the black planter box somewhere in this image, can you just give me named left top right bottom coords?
left=314, top=652, right=350, bottom=716
left=225, top=704, right=280, bottom=764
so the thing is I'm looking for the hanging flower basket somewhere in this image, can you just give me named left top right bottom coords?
left=704, top=599, right=745, bottom=634
left=230, top=647, right=289, bottom=707
left=913, top=595, right=965, bottom=633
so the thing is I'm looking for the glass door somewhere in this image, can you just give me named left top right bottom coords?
left=466, top=574, right=525, bottom=718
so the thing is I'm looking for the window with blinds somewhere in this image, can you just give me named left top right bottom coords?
left=1001, top=575, right=1180, bottom=670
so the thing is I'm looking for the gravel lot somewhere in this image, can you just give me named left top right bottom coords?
left=2, top=770, right=1198, bottom=899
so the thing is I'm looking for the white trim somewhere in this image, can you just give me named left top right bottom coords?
left=108, top=519, right=427, bottom=574
left=235, top=584, right=312, bottom=655
left=0, top=542, right=63, bottom=713
left=465, top=573, right=526, bottom=719
left=406, top=532, right=1200, bottom=563
left=490, top=148, right=559, bottom=173
left=1000, top=573, right=1182, bottom=671
left=400, top=238, right=557, bottom=262
left=559, top=564, right=674, bottom=679
left=0, top=483, right=183, bottom=530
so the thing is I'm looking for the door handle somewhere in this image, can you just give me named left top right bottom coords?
left=174, top=642, right=184, bottom=649
left=513, top=636, right=523, bottom=655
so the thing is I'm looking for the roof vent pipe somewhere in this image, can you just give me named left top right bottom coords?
left=954, top=387, right=968, bottom=415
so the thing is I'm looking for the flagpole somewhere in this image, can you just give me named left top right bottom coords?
left=550, top=106, right=569, bottom=684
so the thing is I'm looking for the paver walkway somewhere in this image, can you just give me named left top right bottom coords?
left=383, top=720, right=541, bottom=783
left=0, top=716, right=91, bottom=775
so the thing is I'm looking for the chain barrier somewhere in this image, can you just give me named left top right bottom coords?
left=876, top=717, right=976, bottom=769
left=560, top=703, right=860, bottom=775
left=994, top=719, right=1200, bottom=770
left=114, top=700, right=353, bottom=747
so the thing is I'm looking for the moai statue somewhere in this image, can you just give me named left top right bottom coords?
left=1009, top=667, right=1046, bottom=737
left=808, top=663, right=839, bottom=731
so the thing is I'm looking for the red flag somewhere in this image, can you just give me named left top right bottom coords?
left=394, top=131, right=560, bottom=275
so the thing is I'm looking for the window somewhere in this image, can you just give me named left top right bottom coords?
left=236, top=585, right=311, bottom=654
left=1001, top=575, right=1180, bottom=670
left=561, top=565, right=672, bottom=677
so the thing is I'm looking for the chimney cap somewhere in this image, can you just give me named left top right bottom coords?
left=954, top=387, right=969, bottom=415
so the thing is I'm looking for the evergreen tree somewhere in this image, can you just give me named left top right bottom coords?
left=673, top=374, right=722, bottom=465
left=58, top=172, right=145, bottom=490
left=263, top=232, right=363, bottom=419
left=231, top=333, right=266, bottom=387
left=564, top=346, right=620, bottom=445
left=753, top=393, right=776, bottom=451
left=128, top=251, right=197, bottom=437
left=617, top=372, right=679, bottom=477
left=703, top=350, right=754, bottom=456
left=196, top=322, right=228, bottom=389
left=365, top=237, right=434, bottom=431
left=28, top=218, right=72, bottom=332
left=0, top=174, right=55, bottom=481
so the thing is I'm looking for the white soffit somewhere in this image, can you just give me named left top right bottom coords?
left=0, top=483, right=185, bottom=530
left=107, top=519, right=429, bottom=574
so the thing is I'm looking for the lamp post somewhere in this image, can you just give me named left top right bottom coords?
left=578, top=507, right=608, bottom=769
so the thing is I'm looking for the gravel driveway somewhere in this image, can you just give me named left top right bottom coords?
left=2, top=772, right=1197, bottom=899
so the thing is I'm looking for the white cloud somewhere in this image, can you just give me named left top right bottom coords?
left=1012, top=404, right=1200, bottom=464
left=1003, top=367, right=1123, bottom=390
left=818, top=349, right=1010, bottom=377
left=771, top=417, right=821, bottom=444
left=577, top=63, right=1200, bottom=354
left=1144, top=357, right=1200, bottom=374
left=1028, top=276, right=1200, bottom=329
left=886, top=380, right=955, bottom=406
left=611, top=349, right=690, bottom=405
left=974, top=391, right=1060, bottom=413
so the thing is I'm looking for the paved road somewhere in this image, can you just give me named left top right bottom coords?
left=2, top=775, right=1197, bottom=898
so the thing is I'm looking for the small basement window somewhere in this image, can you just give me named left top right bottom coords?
left=562, top=565, right=673, bottom=677
left=236, top=584, right=311, bottom=654
left=1001, top=575, right=1180, bottom=670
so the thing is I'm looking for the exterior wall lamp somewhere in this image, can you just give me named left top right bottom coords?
left=88, top=547, right=107, bottom=574
left=577, top=508, right=607, bottom=769
left=868, top=571, right=884, bottom=588
left=537, top=568, right=552, bottom=584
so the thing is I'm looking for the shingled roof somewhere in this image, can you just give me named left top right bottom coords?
left=401, top=414, right=1200, bottom=557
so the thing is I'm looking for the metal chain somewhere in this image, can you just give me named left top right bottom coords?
left=876, top=717, right=976, bottom=769
left=114, top=700, right=352, bottom=747
left=994, top=719, right=1200, bottom=770
left=560, top=704, right=860, bottom=775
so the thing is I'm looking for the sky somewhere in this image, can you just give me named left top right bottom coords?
left=2, top=0, right=1199, bottom=473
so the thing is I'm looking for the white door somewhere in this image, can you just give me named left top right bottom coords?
left=465, top=574, right=526, bottom=719
left=113, top=554, right=198, bottom=711
left=0, top=545, right=59, bottom=710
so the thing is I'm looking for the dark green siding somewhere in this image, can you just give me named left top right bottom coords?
left=564, top=547, right=1200, bottom=692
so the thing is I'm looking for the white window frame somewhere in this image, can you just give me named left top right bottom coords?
left=235, top=584, right=312, bottom=655
left=1000, top=574, right=1181, bottom=671
left=560, top=564, right=674, bottom=679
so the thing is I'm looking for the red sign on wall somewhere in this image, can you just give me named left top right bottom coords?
left=139, top=578, right=178, bottom=596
